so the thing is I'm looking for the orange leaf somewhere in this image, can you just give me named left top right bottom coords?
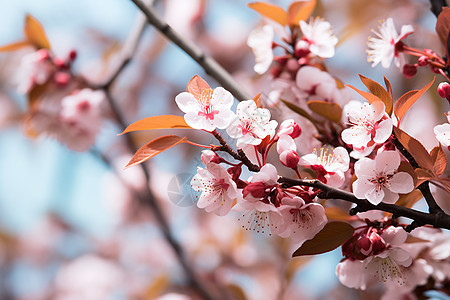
left=384, top=76, right=393, bottom=100
left=405, top=235, right=429, bottom=243
left=430, top=145, right=447, bottom=176
left=120, top=115, right=192, bottom=135
left=248, top=2, right=288, bottom=26
left=125, top=135, right=188, bottom=168
left=394, top=77, right=435, bottom=124
left=0, top=40, right=30, bottom=52
left=292, top=221, right=354, bottom=257
left=359, top=74, right=393, bottom=115
left=393, top=127, right=434, bottom=171
left=24, top=14, right=50, bottom=49
left=395, top=190, right=423, bottom=209
left=346, top=84, right=381, bottom=104
left=253, top=92, right=262, bottom=108
left=307, top=100, right=342, bottom=123
left=287, top=0, right=316, bottom=26
left=415, top=168, right=435, bottom=187
left=186, top=75, right=210, bottom=100
left=324, top=207, right=354, bottom=221
left=436, top=7, right=450, bottom=52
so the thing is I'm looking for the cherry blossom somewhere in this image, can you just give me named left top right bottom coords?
left=275, top=196, right=327, bottom=245
left=175, top=87, right=235, bottom=132
left=247, top=25, right=274, bottom=74
left=226, top=100, right=278, bottom=147
left=58, top=88, right=105, bottom=151
left=341, top=100, right=393, bottom=154
left=276, top=134, right=299, bottom=169
left=16, top=49, right=54, bottom=94
left=299, top=147, right=349, bottom=188
left=434, top=113, right=450, bottom=150
left=297, top=18, right=338, bottom=58
left=352, top=150, right=414, bottom=205
left=275, top=119, right=301, bottom=139
left=191, top=161, right=238, bottom=216
left=367, top=18, right=414, bottom=68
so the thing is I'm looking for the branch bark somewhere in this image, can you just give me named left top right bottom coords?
left=129, top=0, right=252, bottom=101
left=278, top=177, right=450, bottom=231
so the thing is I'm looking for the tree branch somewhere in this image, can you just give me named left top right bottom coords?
left=278, top=177, right=450, bottom=231
left=129, top=0, right=252, bottom=101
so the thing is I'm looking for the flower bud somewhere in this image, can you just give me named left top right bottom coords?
left=418, top=56, right=428, bottom=66
left=357, top=237, right=372, bottom=256
left=276, top=119, right=302, bottom=139
left=54, top=72, right=70, bottom=86
left=437, top=82, right=450, bottom=104
left=201, top=150, right=223, bottom=165
left=402, top=64, right=417, bottom=78
left=279, top=150, right=300, bottom=169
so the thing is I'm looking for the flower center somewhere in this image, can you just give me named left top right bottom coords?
left=197, top=89, right=219, bottom=121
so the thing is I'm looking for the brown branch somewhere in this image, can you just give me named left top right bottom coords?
left=278, top=177, right=450, bottom=231
left=391, top=135, right=444, bottom=215
left=129, top=0, right=252, bottom=101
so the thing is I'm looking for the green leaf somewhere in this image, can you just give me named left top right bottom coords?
left=292, top=221, right=354, bottom=257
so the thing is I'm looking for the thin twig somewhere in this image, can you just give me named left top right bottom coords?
left=278, top=177, right=450, bottom=231
left=391, top=135, right=444, bottom=214
left=129, top=0, right=252, bottom=101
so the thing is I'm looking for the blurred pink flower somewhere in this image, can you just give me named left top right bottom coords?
left=298, top=17, right=338, bottom=58
left=247, top=25, right=274, bottom=74
left=16, top=49, right=53, bottom=94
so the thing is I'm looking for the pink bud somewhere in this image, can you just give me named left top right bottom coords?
left=357, top=237, right=372, bottom=256
left=54, top=58, right=67, bottom=69
left=279, top=150, right=300, bottom=169
left=68, top=50, right=77, bottom=61
left=286, top=58, right=300, bottom=73
left=418, top=56, right=428, bottom=66
left=402, top=64, right=417, bottom=78
left=276, top=119, right=302, bottom=139
left=54, top=72, right=70, bottom=86
left=368, top=230, right=386, bottom=255
left=437, top=82, right=450, bottom=104
left=36, top=49, right=50, bottom=61
left=201, top=150, right=223, bottom=165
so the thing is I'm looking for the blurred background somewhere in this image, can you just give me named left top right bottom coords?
left=0, top=0, right=447, bottom=299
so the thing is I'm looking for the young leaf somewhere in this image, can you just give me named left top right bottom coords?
left=292, top=221, right=354, bottom=257
left=395, top=190, right=423, bottom=209
left=415, top=168, right=435, bottom=187
left=359, top=74, right=393, bottom=115
left=430, top=145, right=447, bottom=176
left=125, top=135, right=188, bottom=168
left=24, top=14, right=50, bottom=49
left=393, top=127, right=434, bottom=171
left=384, top=76, right=393, bottom=100
left=0, top=40, right=30, bottom=52
left=248, top=2, right=288, bottom=26
left=394, top=77, right=435, bottom=124
left=120, top=115, right=192, bottom=135
left=253, top=92, right=262, bottom=108
left=436, top=7, right=450, bottom=52
left=346, top=84, right=381, bottom=104
left=186, top=75, right=210, bottom=100
left=307, top=100, right=342, bottom=123
left=287, top=0, right=316, bottom=26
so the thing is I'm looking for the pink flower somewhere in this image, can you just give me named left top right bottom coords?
left=299, top=147, right=349, bottom=188
left=226, top=100, right=278, bottom=147
left=367, top=18, right=414, bottom=68
left=276, top=135, right=299, bottom=169
left=191, top=162, right=238, bottom=216
left=341, top=100, right=393, bottom=154
left=275, top=196, right=327, bottom=245
left=16, top=49, right=53, bottom=94
left=247, top=25, right=274, bottom=74
left=352, top=151, right=414, bottom=205
left=434, top=115, right=450, bottom=150
left=59, top=88, right=105, bottom=151
left=297, top=17, right=338, bottom=58
left=175, top=87, right=235, bottom=132
left=276, top=119, right=301, bottom=139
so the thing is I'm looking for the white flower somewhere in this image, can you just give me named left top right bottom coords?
left=16, top=49, right=53, bottom=94
left=275, top=196, right=327, bottom=245
left=367, top=18, right=414, bottom=68
left=58, top=88, right=105, bottom=151
left=247, top=25, right=274, bottom=74
left=434, top=115, right=450, bottom=149
left=226, top=100, right=278, bottom=147
left=352, top=150, right=414, bottom=205
left=298, top=17, right=338, bottom=58
left=299, top=147, right=349, bottom=188
left=191, top=163, right=238, bottom=216
left=341, top=100, right=393, bottom=154
left=175, top=87, right=235, bottom=132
